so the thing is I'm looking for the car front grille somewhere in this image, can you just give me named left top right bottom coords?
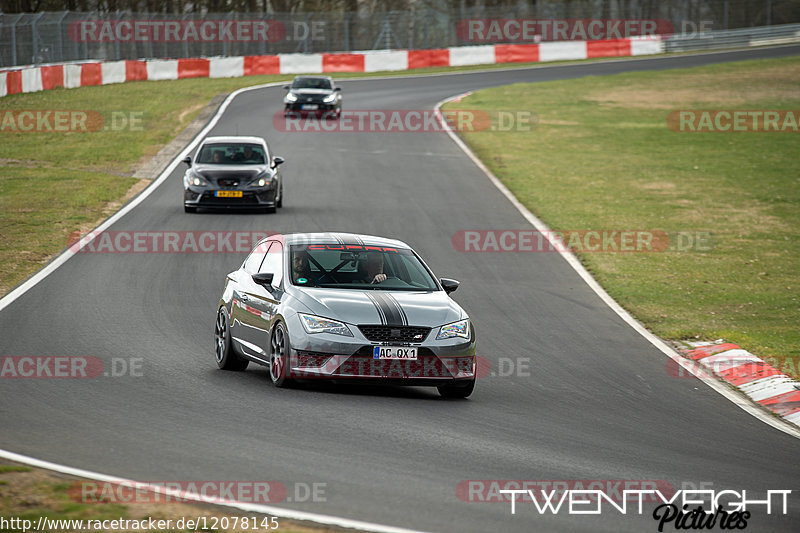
left=358, top=325, right=431, bottom=343
left=217, top=178, right=240, bottom=187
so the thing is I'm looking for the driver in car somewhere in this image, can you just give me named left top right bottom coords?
left=361, top=252, right=387, bottom=284
left=292, top=250, right=313, bottom=284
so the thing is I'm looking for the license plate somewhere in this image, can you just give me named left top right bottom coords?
left=215, top=190, right=242, bottom=198
left=301, top=104, right=319, bottom=110
left=373, top=346, right=417, bottom=360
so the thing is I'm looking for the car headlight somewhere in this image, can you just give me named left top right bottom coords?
left=323, top=93, right=337, bottom=104
left=436, top=319, right=470, bottom=340
left=250, top=177, right=269, bottom=187
left=185, top=174, right=208, bottom=187
left=299, top=313, right=353, bottom=337
left=285, top=92, right=298, bottom=102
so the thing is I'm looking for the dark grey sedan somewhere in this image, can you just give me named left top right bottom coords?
left=215, top=233, right=477, bottom=398
left=182, top=136, right=285, bottom=213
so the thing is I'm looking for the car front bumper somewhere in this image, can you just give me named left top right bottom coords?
left=284, top=102, right=339, bottom=114
left=283, top=315, right=477, bottom=385
left=184, top=187, right=277, bottom=210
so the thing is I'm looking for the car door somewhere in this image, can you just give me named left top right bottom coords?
left=236, top=241, right=284, bottom=360
left=230, top=241, right=271, bottom=359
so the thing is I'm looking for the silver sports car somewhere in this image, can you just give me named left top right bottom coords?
left=215, top=233, right=477, bottom=398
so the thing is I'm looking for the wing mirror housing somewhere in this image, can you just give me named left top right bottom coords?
left=440, top=278, right=460, bottom=294
left=271, top=156, right=285, bottom=169
left=252, top=273, right=275, bottom=288
left=182, top=156, right=192, bottom=167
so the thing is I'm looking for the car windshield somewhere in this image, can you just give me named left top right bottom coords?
left=289, top=245, right=439, bottom=291
left=291, top=77, right=332, bottom=90
left=196, top=143, right=266, bottom=165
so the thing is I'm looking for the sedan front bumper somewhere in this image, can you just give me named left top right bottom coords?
left=184, top=187, right=277, bottom=210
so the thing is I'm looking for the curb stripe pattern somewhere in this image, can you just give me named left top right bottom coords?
left=685, top=341, right=800, bottom=427
left=1, top=37, right=663, bottom=97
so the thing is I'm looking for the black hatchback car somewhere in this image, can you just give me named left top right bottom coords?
left=283, top=76, right=342, bottom=118
left=182, top=136, right=285, bottom=213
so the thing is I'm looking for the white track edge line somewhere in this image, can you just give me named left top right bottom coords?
left=434, top=93, right=800, bottom=441
left=0, top=450, right=426, bottom=533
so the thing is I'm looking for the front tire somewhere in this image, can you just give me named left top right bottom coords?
left=438, top=379, right=475, bottom=399
left=215, top=307, right=248, bottom=371
left=269, top=322, right=293, bottom=387
left=276, top=187, right=283, bottom=208
left=184, top=206, right=197, bottom=213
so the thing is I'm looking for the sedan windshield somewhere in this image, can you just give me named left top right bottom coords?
left=197, top=143, right=266, bottom=165
left=290, top=245, right=438, bottom=291
left=291, top=77, right=332, bottom=90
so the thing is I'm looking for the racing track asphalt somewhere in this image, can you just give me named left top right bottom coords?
left=2, top=45, right=800, bottom=532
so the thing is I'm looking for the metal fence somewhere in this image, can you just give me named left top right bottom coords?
left=2, top=1, right=799, bottom=68
left=665, top=21, right=800, bottom=51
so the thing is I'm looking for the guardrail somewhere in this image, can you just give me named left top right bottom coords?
left=665, top=22, right=800, bottom=51
left=0, top=37, right=663, bottom=98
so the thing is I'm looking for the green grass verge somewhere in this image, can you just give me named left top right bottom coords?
left=0, top=462, right=333, bottom=532
left=443, top=55, right=800, bottom=375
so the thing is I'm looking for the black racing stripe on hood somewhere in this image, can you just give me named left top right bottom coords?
left=365, top=293, right=387, bottom=325
left=385, top=293, right=409, bottom=326
left=370, top=292, right=404, bottom=326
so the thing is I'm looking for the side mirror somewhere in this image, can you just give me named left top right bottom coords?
left=334, top=87, right=341, bottom=92
left=440, top=278, right=460, bottom=294
left=282, top=85, right=290, bottom=90
left=271, top=156, right=285, bottom=169
left=182, top=156, right=192, bottom=167
left=252, top=273, right=274, bottom=288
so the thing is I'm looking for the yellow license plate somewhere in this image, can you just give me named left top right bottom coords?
left=215, top=190, right=243, bottom=198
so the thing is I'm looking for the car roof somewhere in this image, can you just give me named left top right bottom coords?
left=293, top=75, right=333, bottom=81
left=259, top=233, right=411, bottom=250
left=202, top=136, right=267, bottom=145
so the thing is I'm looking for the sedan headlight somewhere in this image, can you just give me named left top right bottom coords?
left=285, top=92, right=298, bottom=102
left=436, top=319, right=470, bottom=340
left=185, top=174, right=208, bottom=187
left=323, top=93, right=337, bottom=104
left=250, top=177, right=269, bottom=187
left=299, top=313, right=353, bottom=337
